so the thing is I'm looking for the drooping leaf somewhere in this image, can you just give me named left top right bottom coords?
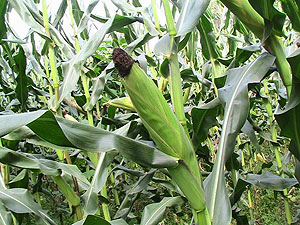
left=281, top=0, right=300, bottom=32
left=191, top=104, right=219, bottom=147
left=0, top=201, right=13, bottom=225
left=115, top=170, right=155, bottom=218
left=243, top=172, right=299, bottom=190
left=82, top=152, right=115, bottom=215
left=249, top=0, right=286, bottom=37
left=0, top=146, right=90, bottom=189
left=0, top=188, right=56, bottom=225
left=176, top=0, right=210, bottom=37
left=140, top=197, right=184, bottom=225
left=0, top=111, right=178, bottom=168
left=275, top=77, right=300, bottom=161
left=204, top=53, right=275, bottom=225
left=197, top=14, right=220, bottom=60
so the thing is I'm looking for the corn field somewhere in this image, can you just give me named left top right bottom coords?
left=0, top=0, right=299, bottom=224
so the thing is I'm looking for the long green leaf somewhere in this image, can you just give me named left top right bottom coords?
left=275, top=77, right=300, bottom=161
left=73, top=215, right=110, bottom=225
left=14, top=46, right=28, bottom=110
left=204, top=53, right=275, bottom=225
left=0, top=111, right=178, bottom=168
left=0, top=0, right=7, bottom=40
left=82, top=152, right=115, bottom=215
left=281, top=0, right=300, bottom=32
left=176, top=0, right=210, bottom=36
left=140, top=197, right=184, bottom=225
left=0, top=146, right=90, bottom=189
left=8, top=0, right=74, bottom=58
left=0, top=201, right=13, bottom=225
left=49, top=17, right=114, bottom=109
left=0, top=188, right=56, bottom=225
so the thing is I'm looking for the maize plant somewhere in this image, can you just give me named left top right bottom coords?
left=0, top=0, right=299, bottom=225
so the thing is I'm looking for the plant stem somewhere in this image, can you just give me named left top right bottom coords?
left=266, top=35, right=292, bottom=97
left=151, top=0, right=162, bottom=34
left=109, top=168, right=120, bottom=205
left=52, top=176, right=82, bottom=220
left=43, top=56, right=53, bottom=97
left=41, top=0, right=60, bottom=110
left=101, top=185, right=111, bottom=221
left=162, top=0, right=177, bottom=50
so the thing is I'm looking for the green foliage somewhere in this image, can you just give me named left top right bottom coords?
left=0, top=0, right=299, bottom=225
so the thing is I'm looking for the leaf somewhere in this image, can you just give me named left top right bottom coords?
left=110, top=219, right=128, bottom=225
left=197, top=14, right=220, bottom=60
left=0, top=146, right=90, bottom=189
left=242, top=172, right=299, bottom=191
left=191, top=106, right=218, bottom=147
left=204, top=53, right=275, bottom=225
left=82, top=152, right=115, bottom=215
left=111, top=0, right=159, bottom=36
left=275, top=77, right=300, bottom=161
left=49, top=17, right=114, bottom=109
left=281, top=0, right=300, bottom=32
left=0, top=0, right=7, bottom=40
left=140, top=197, right=184, bottom=225
left=176, top=0, right=210, bottom=37
left=296, top=159, right=300, bottom=184
left=73, top=215, right=110, bottom=225
left=77, top=0, right=99, bottom=34
left=52, top=0, right=67, bottom=28
left=0, top=188, right=56, bottom=225
left=8, top=0, right=74, bottom=58
left=90, top=14, right=140, bottom=33
left=249, top=0, right=286, bottom=37
left=0, top=111, right=178, bottom=168
left=0, top=110, right=45, bottom=137
left=0, top=201, right=13, bottom=225
left=14, top=46, right=28, bottom=110
left=241, top=120, right=260, bottom=151
left=115, top=170, right=155, bottom=218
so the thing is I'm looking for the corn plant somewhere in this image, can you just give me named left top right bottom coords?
left=0, top=0, right=299, bottom=225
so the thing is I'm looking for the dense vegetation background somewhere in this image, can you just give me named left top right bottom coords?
left=0, top=0, right=299, bottom=224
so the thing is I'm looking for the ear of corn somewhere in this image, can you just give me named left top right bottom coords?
left=112, top=48, right=209, bottom=223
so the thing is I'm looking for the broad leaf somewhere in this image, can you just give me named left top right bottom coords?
left=275, top=77, right=300, bottom=161
left=73, top=215, right=110, bottom=225
left=243, top=172, right=298, bottom=191
left=0, top=201, right=13, bottom=225
left=176, top=0, right=210, bottom=37
left=281, top=0, right=300, bottom=32
left=14, top=46, right=28, bottom=110
left=140, top=197, right=184, bottom=225
left=0, top=111, right=178, bottom=168
left=0, top=188, right=56, bottom=225
left=82, top=152, right=115, bottom=215
left=204, top=53, right=275, bottom=225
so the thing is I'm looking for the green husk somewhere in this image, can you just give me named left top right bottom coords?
left=113, top=48, right=209, bottom=223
